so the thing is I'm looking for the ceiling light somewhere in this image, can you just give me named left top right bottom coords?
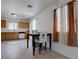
left=11, top=13, right=17, bottom=17
left=11, top=13, right=15, bottom=15
left=27, top=4, right=33, bottom=8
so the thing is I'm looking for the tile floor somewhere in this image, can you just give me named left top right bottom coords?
left=1, top=39, right=69, bottom=59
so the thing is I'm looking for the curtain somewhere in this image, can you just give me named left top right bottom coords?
left=59, top=6, right=68, bottom=45
left=67, top=1, right=77, bottom=46
left=53, top=9, right=59, bottom=42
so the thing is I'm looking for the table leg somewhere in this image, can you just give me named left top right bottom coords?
left=27, top=34, right=29, bottom=48
left=49, top=34, right=51, bottom=50
left=33, top=36, right=35, bottom=56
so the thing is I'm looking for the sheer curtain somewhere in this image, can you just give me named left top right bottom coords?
left=59, top=5, right=68, bottom=45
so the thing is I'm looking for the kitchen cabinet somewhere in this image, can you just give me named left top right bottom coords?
left=1, top=20, right=6, bottom=28
left=1, top=32, right=29, bottom=41
left=19, top=22, right=29, bottom=28
left=1, top=32, right=19, bottom=41
left=1, top=32, right=6, bottom=41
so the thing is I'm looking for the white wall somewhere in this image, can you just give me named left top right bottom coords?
left=30, top=0, right=78, bottom=59
left=36, top=8, right=53, bottom=33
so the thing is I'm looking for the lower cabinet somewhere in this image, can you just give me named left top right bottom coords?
left=1, top=32, right=29, bottom=41
left=1, top=32, right=19, bottom=41
left=6, top=32, right=19, bottom=40
left=14, top=32, right=19, bottom=39
left=1, top=32, right=6, bottom=41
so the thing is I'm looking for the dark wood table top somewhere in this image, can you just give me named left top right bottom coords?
left=28, top=33, right=51, bottom=36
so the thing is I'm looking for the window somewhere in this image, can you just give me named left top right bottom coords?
left=32, top=18, right=37, bottom=30
left=56, top=5, right=68, bottom=32
left=8, top=23, right=18, bottom=29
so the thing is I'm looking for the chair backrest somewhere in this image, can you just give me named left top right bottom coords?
left=39, top=32, right=47, bottom=43
left=32, top=30, right=38, bottom=34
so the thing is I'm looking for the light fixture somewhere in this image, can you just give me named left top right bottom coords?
left=11, top=13, right=17, bottom=17
left=27, top=4, right=33, bottom=8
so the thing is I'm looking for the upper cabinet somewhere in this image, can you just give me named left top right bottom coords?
left=1, top=20, right=6, bottom=28
left=19, top=22, right=29, bottom=28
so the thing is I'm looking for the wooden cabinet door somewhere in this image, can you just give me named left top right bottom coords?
left=1, top=20, right=6, bottom=28
left=19, top=22, right=29, bottom=28
left=6, top=32, right=19, bottom=40
left=26, top=22, right=29, bottom=28
left=6, top=32, right=14, bottom=40
left=14, top=32, right=19, bottom=39
left=1, top=32, right=6, bottom=41
left=1, top=32, right=19, bottom=40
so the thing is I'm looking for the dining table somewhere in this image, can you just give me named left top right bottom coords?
left=27, top=33, right=52, bottom=55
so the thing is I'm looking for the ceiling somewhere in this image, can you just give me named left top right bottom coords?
left=1, top=0, right=57, bottom=20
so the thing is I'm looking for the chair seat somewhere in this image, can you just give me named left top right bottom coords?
left=35, top=39, right=47, bottom=43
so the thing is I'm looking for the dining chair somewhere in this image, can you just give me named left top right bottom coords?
left=35, top=32, right=48, bottom=54
left=32, top=30, right=38, bottom=34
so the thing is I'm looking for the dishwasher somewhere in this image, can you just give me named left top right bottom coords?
left=19, top=32, right=25, bottom=39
